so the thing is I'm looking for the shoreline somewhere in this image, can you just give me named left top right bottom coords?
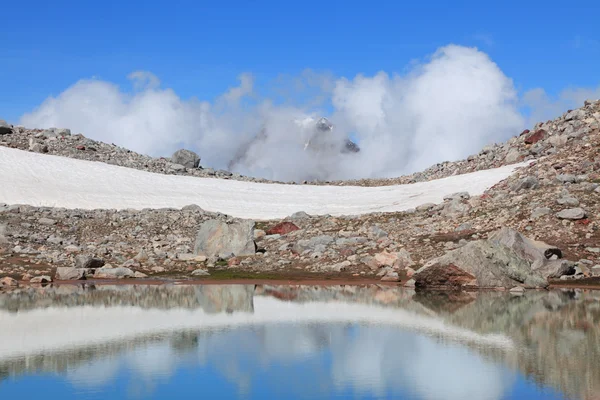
left=4, top=275, right=600, bottom=291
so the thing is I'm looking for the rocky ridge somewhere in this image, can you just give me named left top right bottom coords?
left=1, top=99, right=598, bottom=187
left=0, top=100, right=599, bottom=288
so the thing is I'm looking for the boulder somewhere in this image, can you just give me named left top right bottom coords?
left=524, top=129, right=546, bottom=144
left=504, top=148, right=522, bottom=163
left=94, top=266, right=135, bottom=279
left=556, top=208, right=586, bottom=220
left=413, top=228, right=566, bottom=290
left=194, top=220, right=256, bottom=258
left=292, top=235, right=334, bottom=254
left=56, top=267, right=86, bottom=280
left=171, top=149, right=200, bottom=168
left=30, top=276, right=52, bottom=284
left=289, top=211, right=311, bottom=220
left=0, top=120, right=12, bottom=135
left=0, top=277, right=18, bottom=288
left=191, top=269, right=210, bottom=276
left=75, top=255, right=105, bottom=269
left=511, top=176, right=539, bottom=191
left=266, top=222, right=300, bottom=235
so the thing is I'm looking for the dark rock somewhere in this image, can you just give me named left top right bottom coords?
left=0, top=120, right=12, bottom=135
left=74, top=255, right=105, bottom=269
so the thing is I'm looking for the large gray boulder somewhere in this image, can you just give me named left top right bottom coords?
left=94, top=266, right=135, bottom=279
left=414, top=227, right=566, bottom=290
left=55, top=267, right=86, bottom=280
left=194, top=220, right=256, bottom=258
left=171, top=149, right=200, bottom=169
left=0, top=120, right=12, bottom=135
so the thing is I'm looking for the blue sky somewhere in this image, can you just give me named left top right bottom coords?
left=1, top=0, right=599, bottom=123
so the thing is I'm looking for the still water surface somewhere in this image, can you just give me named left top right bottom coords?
left=0, top=284, right=597, bottom=399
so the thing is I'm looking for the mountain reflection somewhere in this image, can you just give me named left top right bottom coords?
left=0, top=284, right=598, bottom=400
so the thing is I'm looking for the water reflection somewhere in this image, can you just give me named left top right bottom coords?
left=0, top=284, right=597, bottom=399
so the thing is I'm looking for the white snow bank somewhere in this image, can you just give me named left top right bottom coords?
left=0, top=146, right=526, bottom=219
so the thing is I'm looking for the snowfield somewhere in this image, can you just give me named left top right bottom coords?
left=0, top=146, right=527, bottom=220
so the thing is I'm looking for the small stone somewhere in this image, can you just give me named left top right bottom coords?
left=38, top=218, right=57, bottom=226
left=133, top=271, right=148, bottom=278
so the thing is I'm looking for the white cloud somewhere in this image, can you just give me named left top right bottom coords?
left=522, top=85, right=600, bottom=126
left=19, top=44, right=593, bottom=182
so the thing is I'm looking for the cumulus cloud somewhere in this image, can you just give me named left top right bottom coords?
left=19, top=44, right=588, bottom=182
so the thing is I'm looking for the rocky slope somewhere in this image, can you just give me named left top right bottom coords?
left=0, top=100, right=599, bottom=288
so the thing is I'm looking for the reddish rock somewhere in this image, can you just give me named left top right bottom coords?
left=0, top=277, right=19, bottom=288
left=228, top=257, right=241, bottom=266
left=76, top=145, right=86, bottom=151
left=519, top=129, right=530, bottom=136
left=576, top=219, right=591, bottom=225
left=524, top=129, right=546, bottom=144
left=339, top=248, right=355, bottom=257
left=266, top=222, right=300, bottom=235
left=414, top=263, right=478, bottom=290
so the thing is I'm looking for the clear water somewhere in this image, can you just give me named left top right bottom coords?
left=0, top=284, right=596, bottom=400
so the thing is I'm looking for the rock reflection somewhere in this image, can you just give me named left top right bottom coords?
left=0, top=284, right=598, bottom=399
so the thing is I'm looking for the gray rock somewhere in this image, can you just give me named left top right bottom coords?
left=0, top=120, right=12, bottom=135
left=557, top=197, right=579, bottom=207
left=441, top=199, right=471, bottom=217
left=194, top=220, right=256, bottom=258
left=38, top=218, right=57, bottom=226
left=94, top=266, right=135, bottom=279
left=565, top=109, right=585, bottom=121
left=531, top=207, right=551, bottom=219
left=504, top=148, right=522, bottom=163
left=169, top=163, right=186, bottom=172
left=512, top=176, right=539, bottom=191
left=293, top=235, right=334, bottom=254
left=556, top=208, right=586, bottom=220
left=290, top=211, right=311, bottom=219
left=370, top=225, right=388, bottom=239
left=74, top=255, right=105, bottom=269
left=443, top=192, right=470, bottom=201
left=547, top=135, right=568, bottom=148
left=414, top=227, right=563, bottom=290
left=55, top=267, right=86, bottom=280
left=171, top=149, right=200, bottom=169
left=182, top=204, right=204, bottom=212
left=556, top=174, right=577, bottom=184
left=29, top=142, right=49, bottom=153
left=56, top=128, right=71, bottom=136
left=416, top=203, right=436, bottom=212
left=191, top=269, right=210, bottom=276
